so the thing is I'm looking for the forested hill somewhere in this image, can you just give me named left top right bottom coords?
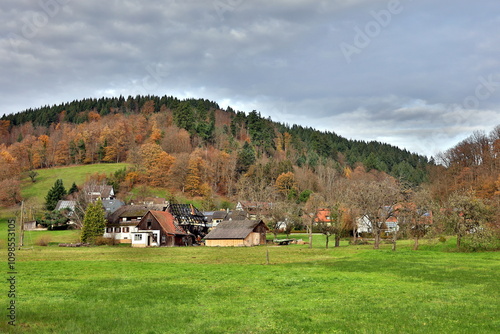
left=0, top=95, right=430, bottom=185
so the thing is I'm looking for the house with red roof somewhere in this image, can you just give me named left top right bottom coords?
left=132, top=210, right=190, bottom=247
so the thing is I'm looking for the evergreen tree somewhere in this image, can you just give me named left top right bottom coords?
left=45, top=179, right=67, bottom=211
left=81, top=200, right=107, bottom=244
left=236, top=142, right=256, bottom=173
left=68, top=182, right=79, bottom=194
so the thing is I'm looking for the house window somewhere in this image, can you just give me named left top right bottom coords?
left=122, top=217, right=127, bottom=222
left=115, top=227, right=121, bottom=233
left=106, top=227, right=113, bottom=233
left=134, top=234, right=142, bottom=241
left=147, top=221, right=152, bottom=229
left=123, top=227, right=129, bottom=233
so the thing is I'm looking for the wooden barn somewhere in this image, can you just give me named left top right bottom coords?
left=204, top=220, right=269, bottom=247
left=134, top=210, right=190, bottom=247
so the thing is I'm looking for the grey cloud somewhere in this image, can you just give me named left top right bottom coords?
left=1, top=0, right=499, bottom=157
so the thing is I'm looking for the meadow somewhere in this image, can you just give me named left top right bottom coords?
left=20, top=163, right=130, bottom=203
left=1, top=222, right=499, bottom=334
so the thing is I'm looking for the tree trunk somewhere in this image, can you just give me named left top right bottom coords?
left=413, top=236, right=419, bottom=250
left=335, top=234, right=340, bottom=247
left=325, top=234, right=329, bottom=249
left=374, top=230, right=380, bottom=249
left=457, top=233, right=461, bottom=249
left=392, top=231, right=397, bottom=251
left=308, top=223, right=313, bottom=249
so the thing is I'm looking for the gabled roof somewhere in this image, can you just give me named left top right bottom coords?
left=55, top=200, right=76, bottom=212
left=213, top=211, right=228, bottom=219
left=102, top=199, right=125, bottom=216
left=225, top=210, right=248, bottom=221
left=315, top=208, right=331, bottom=223
left=149, top=211, right=188, bottom=235
left=204, top=220, right=268, bottom=240
left=107, top=205, right=150, bottom=224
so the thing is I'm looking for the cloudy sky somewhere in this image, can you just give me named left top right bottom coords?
left=1, top=0, right=499, bottom=157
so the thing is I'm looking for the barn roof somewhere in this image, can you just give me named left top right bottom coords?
left=149, top=211, right=188, bottom=235
left=204, top=220, right=267, bottom=240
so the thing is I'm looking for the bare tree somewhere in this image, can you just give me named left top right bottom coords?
left=444, top=190, right=492, bottom=249
left=303, top=193, right=325, bottom=248
left=349, top=177, right=403, bottom=249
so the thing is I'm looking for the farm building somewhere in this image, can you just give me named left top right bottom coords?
left=204, top=219, right=269, bottom=247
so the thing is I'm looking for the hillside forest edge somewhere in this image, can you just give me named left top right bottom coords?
left=1, top=95, right=499, bottom=250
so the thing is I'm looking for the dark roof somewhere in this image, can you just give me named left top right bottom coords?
left=107, top=205, right=150, bottom=224
left=213, top=211, right=228, bottom=219
left=204, top=220, right=267, bottom=240
left=168, top=204, right=206, bottom=225
left=102, top=199, right=125, bottom=216
left=225, top=210, right=248, bottom=221
left=149, top=211, right=188, bottom=235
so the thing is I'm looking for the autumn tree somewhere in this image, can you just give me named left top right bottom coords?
left=275, top=172, right=298, bottom=200
left=0, top=146, right=21, bottom=205
left=141, top=100, right=155, bottom=117
left=185, top=153, right=210, bottom=197
left=149, top=151, right=176, bottom=188
left=80, top=200, right=107, bottom=244
left=137, top=142, right=164, bottom=184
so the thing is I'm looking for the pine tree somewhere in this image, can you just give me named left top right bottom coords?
left=68, top=182, right=78, bottom=194
left=45, top=179, right=66, bottom=211
left=81, top=200, right=107, bottom=244
left=236, top=142, right=256, bottom=173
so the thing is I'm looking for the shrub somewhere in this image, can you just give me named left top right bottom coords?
left=36, top=235, right=51, bottom=246
left=94, top=236, right=118, bottom=246
left=349, top=239, right=370, bottom=245
left=438, top=236, right=447, bottom=243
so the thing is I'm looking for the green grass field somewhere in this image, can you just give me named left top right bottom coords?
left=1, top=222, right=499, bottom=334
left=20, top=163, right=129, bottom=203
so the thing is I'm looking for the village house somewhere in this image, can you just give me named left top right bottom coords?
left=204, top=210, right=229, bottom=228
left=103, top=205, right=152, bottom=243
left=132, top=210, right=190, bottom=247
left=204, top=219, right=269, bottom=247
left=236, top=201, right=274, bottom=220
left=103, top=203, right=208, bottom=246
left=86, top=184, right=115, bottom=201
